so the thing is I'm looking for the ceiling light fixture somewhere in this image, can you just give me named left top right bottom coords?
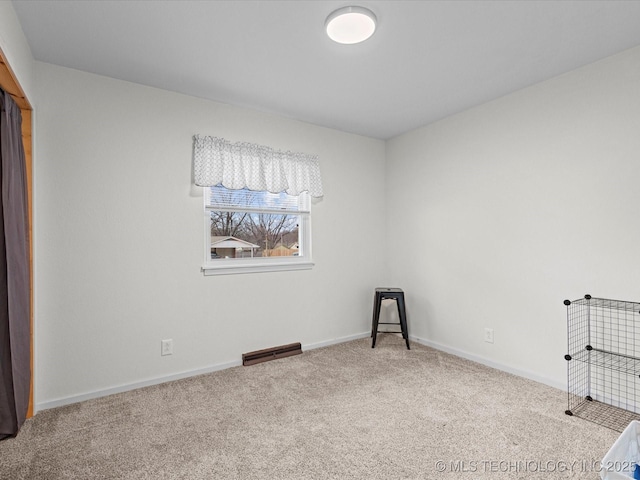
left=325, top=6, right=377, bottom=45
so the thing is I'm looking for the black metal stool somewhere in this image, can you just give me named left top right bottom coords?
left=371, top=288, right=410, bottom=349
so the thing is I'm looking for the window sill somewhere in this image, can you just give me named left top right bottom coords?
left=201, top=258, right=314, bottom=276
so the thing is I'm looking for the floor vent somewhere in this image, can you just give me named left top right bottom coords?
left=242, top=342, right=302, bottom=366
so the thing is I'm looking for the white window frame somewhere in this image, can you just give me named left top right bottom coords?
left=201, top=187, right=314, bottom=276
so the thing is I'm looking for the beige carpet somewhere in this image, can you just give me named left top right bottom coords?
left=0, top=336, right=623, bottom=479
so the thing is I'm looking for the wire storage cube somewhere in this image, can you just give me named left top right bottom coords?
left=565, top=295, right=640, bottom=432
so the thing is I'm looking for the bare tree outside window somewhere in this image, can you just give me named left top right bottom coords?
left=207, top=186, right=304, bottom=259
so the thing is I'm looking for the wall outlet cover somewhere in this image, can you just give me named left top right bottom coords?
left=161, top=339, right=173, bottom=356
left=484, top=328, right=494, bottom=344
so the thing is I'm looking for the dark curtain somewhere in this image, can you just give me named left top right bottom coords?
left=0, top=88, right=31, bottom=440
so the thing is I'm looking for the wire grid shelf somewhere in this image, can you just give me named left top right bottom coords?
left=569, top=399, right=640, bottom=433
left=565, top=295, right=640, bottom=432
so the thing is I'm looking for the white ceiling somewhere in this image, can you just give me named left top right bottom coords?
left=11, top=0, right=640, bottom=139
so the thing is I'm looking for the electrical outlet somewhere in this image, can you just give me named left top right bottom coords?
left=484, top=328, right=494, bottom=344
left=161, top=339, right=173, bottom=356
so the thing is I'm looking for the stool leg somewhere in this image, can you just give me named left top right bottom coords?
left=372, top=292, right=381, bottom=348
left=371, top=291, right=379, bottom=338
left=396, top=295, right=410, bottom=350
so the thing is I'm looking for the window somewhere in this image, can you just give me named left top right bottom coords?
left=202, top=185, right=312, bottom=275
left=192, top=135, right=323, bottom=275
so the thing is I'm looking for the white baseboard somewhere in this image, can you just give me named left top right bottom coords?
left=308, top=331, right=564, bottom=391
left=35, top=331, right=372, bottom=412
left=36, top=331, right=562, bottom=412
left=410, top=334, right=565, bottom=391
left=302, top=332, right=370, bottom=351
left=35, top=359, right=242, bottom=412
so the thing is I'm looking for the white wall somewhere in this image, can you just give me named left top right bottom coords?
left=386, top=46, right=640, bottom=388
left=33, top=62, right=386, bottom=409
left=0, top=1, right=34, bottom=99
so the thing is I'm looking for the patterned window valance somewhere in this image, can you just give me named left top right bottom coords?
left=193, top=135, right=324, bottom=197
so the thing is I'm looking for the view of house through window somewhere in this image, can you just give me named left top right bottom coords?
left=205, top=185, right=309, bottom=261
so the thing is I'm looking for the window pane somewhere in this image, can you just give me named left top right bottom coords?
left=209, top=211, right=300, bottom=259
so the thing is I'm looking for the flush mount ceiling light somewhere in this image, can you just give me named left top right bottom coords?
left=325, top=6, right=377, bottom=45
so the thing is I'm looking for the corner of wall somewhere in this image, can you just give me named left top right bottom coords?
left=0, top=1, right=35, bottom=100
